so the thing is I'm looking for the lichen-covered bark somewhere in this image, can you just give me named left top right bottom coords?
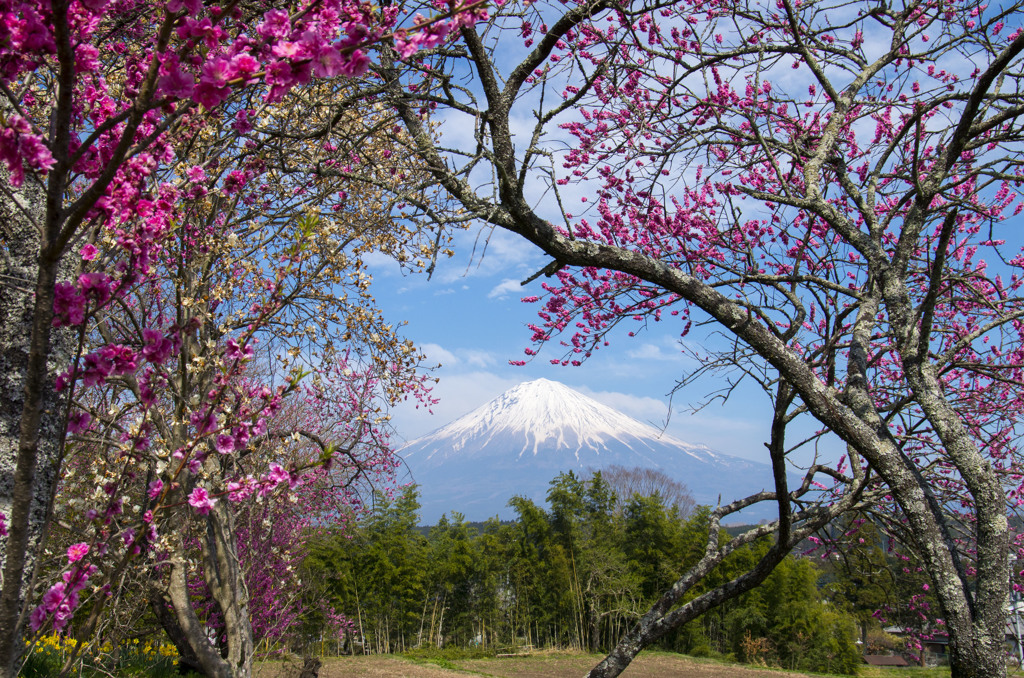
left=0, top=175, right=71, bottom=677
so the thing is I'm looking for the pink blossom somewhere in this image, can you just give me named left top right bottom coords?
left=188, top=487, right=216, bottom=515
left=177, top=17, right=225, bottom=46
left=74, top=44, right=100, bottom=72
left=267, top=463, right=289, bottom=487
left=67, top=542, right=89, bottom=563
left=165, top=0, right=202, bottom=13
left=394, top=33, right=423, bottom=59
left=225, top=338, right=254, bottom=360
left=142, top=328, right=173, bottom=364
left=80, top=352, right=113, bottom=386
left=78, top=271, right=112, bottom=304
left=148, top=478, right=164, bottom=499
left=158, top=65, right=195, bottom=99
left=272, top=40, right=305, bottom=60
left=31, top=564, right=95, bottom=632
left=337, top=50, right=370, bottom=77
left=312, top=44, right=345, bottom=77
left=0, top=114, right=55, bottom=186
left=233, top=110, right=253, bottom=134
left=190, top=409, right=216, bottom=434
left=215, top=433, right=236, bottom=454
left=67, top=410, right=91, bottom=434
left=257, top=9, right=292, bottom=40
left=52, top=282, right=86, bottom=326
left=193, top=80, right=231, bottom=110
left=201, top=56, right=235, bottom=88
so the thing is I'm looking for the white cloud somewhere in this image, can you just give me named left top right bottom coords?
left=418, top=344, right=498, bottom=369
left=433, top=226, right=544, bottom=285
left=360, top=250, right=403, bottom=276
left=418, top=343, right=458, bottom=367
left=461, top=349, right=496, bottom=368
left=488, top=278, right=524, bottom=299
left=626, top=343, right=684, bottom=362
left=576, top=386, right=674, bottom=430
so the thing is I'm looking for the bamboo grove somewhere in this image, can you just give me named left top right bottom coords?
left=302, top=471, right=940, bottom=674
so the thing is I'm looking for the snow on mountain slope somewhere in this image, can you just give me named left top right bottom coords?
left=398, top=379, right=776, bottom=523
left=407, top=379, right=716, bottom=462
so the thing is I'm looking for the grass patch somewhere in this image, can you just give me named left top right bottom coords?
left=858, top=668, right=951, bottom=678
left=403, top=647, right=496, bottom=661
left=402, top=647, right=498, bottom=672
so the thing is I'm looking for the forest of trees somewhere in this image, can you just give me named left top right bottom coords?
left=300, top=471, right=941, bottom=675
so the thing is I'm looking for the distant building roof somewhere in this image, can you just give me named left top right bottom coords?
left=863, top=655, right=910, bottom=667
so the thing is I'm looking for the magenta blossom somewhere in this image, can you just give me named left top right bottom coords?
left=67, top=542, right=89, bottom=563
left=188, top=487, right=216, bottom=515
left=67, top=410, right=91, bottom=434
left=142, top=328, right=174, bottom=364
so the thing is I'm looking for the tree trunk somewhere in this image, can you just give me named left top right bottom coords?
left=0, top=175, right=70, bottom=678
left=946, top=623, right=1006, bottom=678
left=199, top=498, right=254, bottom=676
left=148, top=586, right=206, bottom=676
left=159, top=500, right=254, bottom=678
left=588, top=608, right=599, bottom=653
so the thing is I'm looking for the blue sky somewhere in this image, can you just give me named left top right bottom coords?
left=370, top=224, right=837, bottom=467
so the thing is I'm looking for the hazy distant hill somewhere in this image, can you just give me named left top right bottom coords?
left=398, top=379, right=779, bottom=523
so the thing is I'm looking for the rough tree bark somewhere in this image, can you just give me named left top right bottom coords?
left=0, top=170, right=71, bottom=675
left=160, top=500, right=254, bottom=678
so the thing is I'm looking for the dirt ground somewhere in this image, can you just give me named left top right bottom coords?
left=255, top=652, right=824, bottom=678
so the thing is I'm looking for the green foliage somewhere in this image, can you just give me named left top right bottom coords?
left=17, top=652, right=60, bottom=678
left=720, top=554, right=860, bottom=674
left=303, top=472, right=865, bottom=674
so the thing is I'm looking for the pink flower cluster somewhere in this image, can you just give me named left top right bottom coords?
left=1, top=0, right=492, bottom=188
left=393, top=0, right=496, bottom=59
left=0, top=114, right=54, bottom=186
left=188, top=487, right=216, bottom=515
left=56, top=329, right=175, bottom=392
left=29, top=545, right=97, bottom=633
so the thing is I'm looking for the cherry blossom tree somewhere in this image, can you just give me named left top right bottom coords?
left=13, top=62, right=451, bottom=675
left=0, top=0, right=483, bottom=674
left=364, top=0, right=1024, bottom=676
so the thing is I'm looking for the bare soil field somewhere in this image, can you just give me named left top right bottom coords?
left=255, top=652, right=829, bottom=678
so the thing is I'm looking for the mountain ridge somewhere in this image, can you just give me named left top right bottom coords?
left=398, top=379, right=775, bottom=523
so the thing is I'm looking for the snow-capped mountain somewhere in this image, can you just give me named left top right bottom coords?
left=398, top=379, right=776, bottom=523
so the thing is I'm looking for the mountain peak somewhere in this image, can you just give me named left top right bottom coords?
left=398, top=379, right=772, bottom=523
left=409, top=378, right=699, bottom=462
